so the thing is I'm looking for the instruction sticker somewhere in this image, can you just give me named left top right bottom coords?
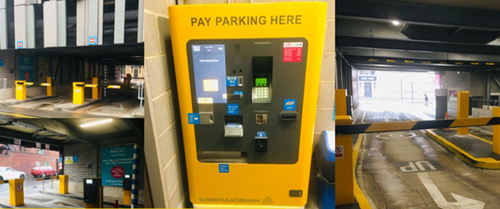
left=283, top=42, right=303, bottom=62
left=227, top=76, right=243, bottom=87
left=335, top=145, right=344, bottom=159
left=188, top=113, right=200, bottom=124
left=227, top=104, right=239, bottom=115
left=284, top=99, right=296, bottom=111
left=219, top=164, right=229, bottom=173
left=257, top=131, right=267, bottom=137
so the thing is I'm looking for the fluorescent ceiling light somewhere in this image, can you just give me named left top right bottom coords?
left=392, top=20, right=401, bottom=26
left=81, top=119, right=113, bottom=128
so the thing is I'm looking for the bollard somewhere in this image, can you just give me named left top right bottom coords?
left=73, top=82, right=85, bottom=104
left=9, top=178, right=24, bottom=206
left=335, top=89, right=355, bottom=205
left=15, top=80, right=27, bottom=100
left=457, top=91, right=470, bottom=135
left=59, top=175, right=69, bottom=194
left=494, top=107, right=500, bottom=155
left=92, top=77, right=100, bottom=99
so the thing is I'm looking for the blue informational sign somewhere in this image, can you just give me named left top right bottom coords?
left=284, top=99, right=297, bottom=111
left=59, top=157, right=62, bottom=162
left=227, top=104, right=239, bottom=115
left=0, top=59, right=4, bottom=66
left=257, top=131, right=267, bottom=137
left=19, top=56, right=34, bottom=82
left=73, top=155, right=79, bottom=163
left=227, top=77, right=239, bottom=87
left=219, top=164, right=229, bottom=173
left=234, top=91, right=243, bottom=95
left=188, top=113, right=200, bottom=124
left=192, top=44, right=227, bottom=103
left=101, top=145, right=134, bottom=186
left=17, top=41, right=23, bottom=49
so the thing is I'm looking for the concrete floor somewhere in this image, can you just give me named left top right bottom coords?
left=356, top=100, right=500, bottom=209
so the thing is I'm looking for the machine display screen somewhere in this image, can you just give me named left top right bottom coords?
left=255, top=78, right=267, bottom=87
left=191, top=44, right=227, bottom=103
left=86, top=179, right=93, bottom=184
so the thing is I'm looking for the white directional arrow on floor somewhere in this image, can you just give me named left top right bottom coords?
left=417, top=172, right=485, bottom=209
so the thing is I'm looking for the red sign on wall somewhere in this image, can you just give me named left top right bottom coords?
left=111, top=166, right=125, bottom=179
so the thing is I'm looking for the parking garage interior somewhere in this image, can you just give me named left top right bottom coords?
left=336, top=0, right=500, bottom=208
left=0, top=118, right=145, bottom=208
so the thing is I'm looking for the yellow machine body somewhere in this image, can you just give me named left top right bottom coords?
left=59, top=175, right=69, bottom=194
left=9, top=178, right=24, bottom=206
left=15, top=80, right=26, bottom=100
left=169, top=3, right=327, bottom=207
left=73, top=82, right=85, bottom=104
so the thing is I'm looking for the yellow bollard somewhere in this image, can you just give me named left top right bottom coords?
left=15, top=80, right=26, bottom=100
left=9, top=178, right=24, bottom=206
left=494, top=107, right=500, bottom=155
left=335, top=89, right=355, bottom=206
left=47, top=77, right=53, bottom=96
left=73, top=82, right=85, bottom=104
left=92, top=77, right=100, bottom=99
left=123, top=190, right=132, bottom=205
left=457, top=91, right=469, bottom=135
left=59, top=175, right=69, bottom=194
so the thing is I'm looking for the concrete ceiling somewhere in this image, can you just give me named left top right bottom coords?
left=336, top=0, right=500, bottom=70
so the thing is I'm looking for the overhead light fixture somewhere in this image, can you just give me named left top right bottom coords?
left=392, top=20, right=401, bottom=26
left=80, top=119, right=113, bottom=128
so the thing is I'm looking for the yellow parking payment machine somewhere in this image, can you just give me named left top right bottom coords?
left=169, top=2, right=327, bottom=208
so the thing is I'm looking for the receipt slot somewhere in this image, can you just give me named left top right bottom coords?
left=83, top=178, right=103, bottom=208
left=170, top=2, right=327, bottom=207
left=123, top=174, right=132, bottom=206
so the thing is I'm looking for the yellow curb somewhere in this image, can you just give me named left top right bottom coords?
left=426, top=130, right=500, bottom=169
left=353, top=134, right=372, bottom=209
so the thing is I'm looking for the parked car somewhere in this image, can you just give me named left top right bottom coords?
left=0, top=167, right=26, bottom=181
left=31, top=166, right=57, bottom=178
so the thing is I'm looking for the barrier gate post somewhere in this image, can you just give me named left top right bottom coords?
left=457, top=91, right=470, bottom=135
left=335, top=89, right=355, bottom=205
left=9, top=178, right=24, bottom=206
left=46, top=77, right=52, bottom=96
left=92, top=77, right=100, bottom=99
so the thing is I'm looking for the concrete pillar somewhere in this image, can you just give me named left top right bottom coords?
left=0, top=0, right=7, bottom=49
left=114, top=0, right=126, bottom=44
left=457, top=91, right=469, bottom=135
left=14, top=0, right=28, bottom=49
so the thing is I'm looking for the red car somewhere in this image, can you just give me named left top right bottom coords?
left=31, top=166, right=57, bottom=178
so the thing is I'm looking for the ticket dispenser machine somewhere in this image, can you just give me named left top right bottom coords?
left=169, top=2, right=327, bottom=208
left=83, top=178, right=103, bottom=208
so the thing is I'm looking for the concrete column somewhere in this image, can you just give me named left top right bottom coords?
left=14, top=1, right=28, bottom=49
left=26, top=5, right=34, bottom=48
left=76, top=0, right=86, bottom=46
left=114, top=0, right=126, bottom=44
left=137, top=0, right=144, bottom=43
left=457, top=91, right=469, bottom=135
left=493, top=107, right=500, bottom=154
left=0, top=0, right=7, bottom=49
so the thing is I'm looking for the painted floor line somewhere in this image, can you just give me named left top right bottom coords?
left=469, top=134, right=493, bottom=145
left=0, top=111, right=38, bottom=118
left=353, top=134, right=372, bottom=209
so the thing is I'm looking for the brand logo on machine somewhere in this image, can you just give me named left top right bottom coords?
left=199, top=197, right=261, bottom=203
left=262, top=196, right=273, bottom=204
left=285, top=101, right=295, bottom=106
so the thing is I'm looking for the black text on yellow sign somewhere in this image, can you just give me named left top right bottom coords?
left=191, top=15, right=303, bottom=27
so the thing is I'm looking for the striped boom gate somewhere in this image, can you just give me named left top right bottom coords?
left=336, top=117, right=500, bottom=135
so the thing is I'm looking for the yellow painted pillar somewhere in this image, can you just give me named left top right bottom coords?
left=9, top=178, right=24, bottom=206
left=47, top=77, right=53, bottom=96
left=15, top=80, right=26, bottom=100
left=457, top=91, right=469, bottom=135
left=123, top=190, right=132, bottom=205
left=494, top=107, right=500, bottom=154
left=335, top=89, right=355, bottom=205
left=73, top=82, right=85, bottom=104
left=59, top=175, right=69, bottom=194
left=92, top=77, right=99, bottom=99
